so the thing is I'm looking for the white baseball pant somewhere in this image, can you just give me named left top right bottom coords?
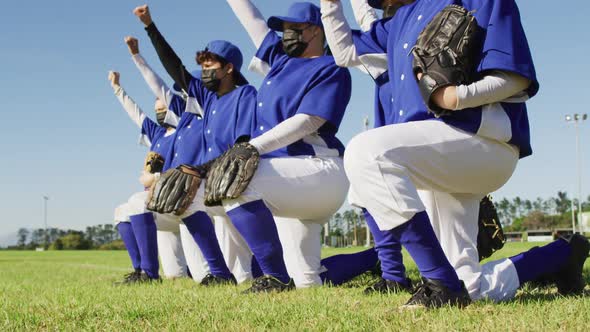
left=223, top=155, right=349, bottom=288
left=345, top=120, right=520, bottom=301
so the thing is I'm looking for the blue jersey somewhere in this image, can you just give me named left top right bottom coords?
left=353, top=0, right=539, bottom=158
left=168, top=94, right=186, bottom=118
left=188, top=78, right=257, bottom=164
left=141, top=117, right=177, bottom=172
left=166, top=110, right=205, bottom=170
left=250, top=32, right=352, bottom=158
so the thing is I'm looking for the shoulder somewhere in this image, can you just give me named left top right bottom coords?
left=234, top=85, right=258, bottom=99
left=316, top=57, right=352, bottom=78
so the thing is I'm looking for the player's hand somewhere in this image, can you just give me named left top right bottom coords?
left=125, top=36, right=139, bottom=55
left=416, top=72, right=458, bottom=111
left=134, top=5, right=153, bottom=26
left=139, top=170, right=156, bottom=188
left=108, top=71, right=120, bottom=88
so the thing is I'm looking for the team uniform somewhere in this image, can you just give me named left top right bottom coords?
left=112, top=78, right=196, bottom=280
left=143, top=26, right=259, bottom=284
left=222, top=0, right=386, bottom=289
left=321, top=0, right=588, bottom=306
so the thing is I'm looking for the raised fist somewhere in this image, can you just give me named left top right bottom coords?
left=125, top=36, right=139, bottom=55
left=108, top=71, right=120, bottom=88
left=133, top=5, right=153, bottom=26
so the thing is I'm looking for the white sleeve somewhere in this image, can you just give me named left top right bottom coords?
left=321, top=0, right=363, bottom=68
left=351, top=0, right=379, bottom=32
left=114, top=86, right=146, bottom=128
left=132, top=53, right=174, bottom=107
left=226, top=0, right=270, bottom=49
left=455, top=71, right=532, bottom=110
left=249, top=114, right=326, bottom=156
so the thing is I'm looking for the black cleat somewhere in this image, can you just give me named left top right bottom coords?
left=554, top=234, right=589, bottom=295
left=200, top=273, right=238, bottom=286
left=242, top=275, right=295, bottom=294
left=113, top=269, right=142, bottom=285
left=402, top=278, right=471, bottom=309
left=115, top=270, right=161, bottom=285
left=364, top=277, right=413, bottom=295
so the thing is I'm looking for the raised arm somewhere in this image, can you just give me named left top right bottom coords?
left=108, top=71, right=145, bottom=128
left=226, top=0, right=270, bottom=49
left=125, top=36, right=174, bottom=106
left=320, top=0, right=362, bottom=67
left=134, top=5, right=193, bottom=93
left=351, top=0, right=379, bottom=32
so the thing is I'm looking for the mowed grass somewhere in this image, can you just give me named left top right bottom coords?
left=1, top=243, right=589, bottom=331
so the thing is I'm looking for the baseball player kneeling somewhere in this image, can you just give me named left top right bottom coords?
left=321, top=0, right=589, bottom=308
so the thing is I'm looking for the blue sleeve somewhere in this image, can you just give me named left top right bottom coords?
left=168, top=94, right=186, bottom=117
left=141, top=117, right=165, bottom=143
left=296, top=65, right=352, bottom=128
left=352, top=18, right=390, bottom=58
left=253, top=31, right=285, bottom=69
left=188, top=77, right=215, bottom=109
left=473, top=0, right=539, bottom=96
left=235, top=87, right=257, bottom=141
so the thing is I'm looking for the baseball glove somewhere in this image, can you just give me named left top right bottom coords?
left=146, top=164, right=205, bottom=215
left=477, top=195, right=506, bottom=261
left=204, top=142, right=260, bottom=207
left=412, top=5, right=483, bottom=117
left=144, top=151, right=165, bottom=174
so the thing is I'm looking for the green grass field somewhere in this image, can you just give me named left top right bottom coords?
left=1, top=243, right=589, bottom=331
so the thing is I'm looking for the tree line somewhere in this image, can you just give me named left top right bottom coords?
left=5, top=191, right=589, bottom=250
left=8, top=224, right=124, bottom=250
left=325, top=191, right=590, bottom=246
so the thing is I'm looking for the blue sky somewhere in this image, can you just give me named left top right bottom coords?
left=1, top=0, right=589, bottom=240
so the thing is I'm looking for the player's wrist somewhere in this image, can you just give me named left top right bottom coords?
left=431, top=86, right=458, bottom=111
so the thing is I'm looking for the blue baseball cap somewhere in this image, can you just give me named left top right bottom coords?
left=267, top=2, right=323, bottom=32
left=203, top=40, right=248, bottom=86
left=368, top=0, right=382, bottom=9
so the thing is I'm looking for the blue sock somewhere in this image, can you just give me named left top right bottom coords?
left=510, top=239, right=571, bottom=284
left=364, top=209, right=409, bottom=285
left=320, top=248, right=378, bottom=286
left=226, top=200, right=290, bottom=283
left=182, top=211, right=232, bottom=279
left=390, top=211, right=462, bottom=291
left=130, top=213, right=159, bottom=279
left=251, top=255, right=263, bottom=279
left=116, top=222, right=141, bottom=271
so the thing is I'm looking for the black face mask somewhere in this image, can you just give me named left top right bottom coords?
left=383, top=4, right=403, bottom=19
left=156, top=111, right=167, bottom=127
left=282, top=28, right=309, bottom=57
left=201, top=69, right=222, bottom=92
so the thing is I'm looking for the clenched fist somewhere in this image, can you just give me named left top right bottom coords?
left=133, top=5, right=153, bottom=26
left=108, top=71, right=120, bottom=88
left=125, top=36, right=139, bottom=55
left=139, top=170, right=156, bottom=188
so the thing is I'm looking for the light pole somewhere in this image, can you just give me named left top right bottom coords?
left=43, top=195, right=49, bottom=248
left=363, top=116, right=372, bottom=247
left=565, top=113, right=587, bottom=233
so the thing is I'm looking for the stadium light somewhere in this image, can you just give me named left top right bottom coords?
left=565, top=113, right=587, bottom=233
left=43, top=195, right=49, bottom=248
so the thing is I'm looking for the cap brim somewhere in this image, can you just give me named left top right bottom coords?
left=267, top=15, right=309, bottom=32
left=236, top=72, right=249, bottom=86
left=368, top=0, right=382, bottom=9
